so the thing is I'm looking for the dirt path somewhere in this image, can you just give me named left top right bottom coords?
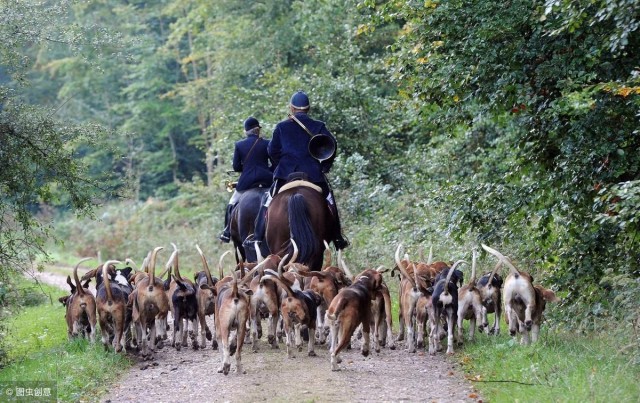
left=36, top=267, right=481, bottom=403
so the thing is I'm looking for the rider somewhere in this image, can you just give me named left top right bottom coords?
left=219, top=116, right=273, bottom=243
left=249, top=90, right=349, bottom=250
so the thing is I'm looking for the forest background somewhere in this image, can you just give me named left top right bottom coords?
left=1, top=0, right=639, bottom=375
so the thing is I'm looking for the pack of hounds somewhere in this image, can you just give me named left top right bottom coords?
left=59, top=241, right=559, bottom=374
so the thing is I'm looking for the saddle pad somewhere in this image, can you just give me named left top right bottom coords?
left=278, top=180, right=322, bottom=194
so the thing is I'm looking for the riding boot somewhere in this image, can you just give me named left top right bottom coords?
left=219, top=204, right=235, bottom=243
left=244, top=191, right=272, bottom=248
left=327, top=191, right=349, bottom=250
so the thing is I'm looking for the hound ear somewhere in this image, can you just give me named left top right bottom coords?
left=540, top=287, right=560, bottom=303
left=66, top=276, right=76, bottom=293
left=312, top=292, right=322, bottom=306
left=121, top=267, right=133, bottom=279
left=80, top=268, right=97, bottom=282
left=58, top=295, right=69, bottom=306
left=172, top=275, right=187, bottom=291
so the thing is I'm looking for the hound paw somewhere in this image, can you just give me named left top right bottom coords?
left=212, top=340, right=218, bottom=350
left=308, top=351, right=317, bottom=357
left=361, top=349, right=370, bottom=357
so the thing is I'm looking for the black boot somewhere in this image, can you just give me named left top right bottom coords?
left=251, top=204, right=268, bottom=244
left=244, top=192, right=270, bottom=248
left=327, top=193, right=349, bottom=250
left=219, top=204, right=235, bottom=243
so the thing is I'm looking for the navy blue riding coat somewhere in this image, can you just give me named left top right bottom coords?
left=232, top=134, right=273, bottom=191
left=268, top=112, right=337, bottom=184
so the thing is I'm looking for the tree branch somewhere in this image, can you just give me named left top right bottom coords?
left=469, top=379, right=545, bottom=386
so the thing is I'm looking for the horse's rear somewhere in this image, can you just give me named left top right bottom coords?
left=266, top=186, right=332, bottom=270
left=231, top=188, right=268, bottom=263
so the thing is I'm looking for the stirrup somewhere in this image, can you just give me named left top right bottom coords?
left=242, top=234, right=259, bottom=248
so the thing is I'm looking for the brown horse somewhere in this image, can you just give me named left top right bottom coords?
left=266, top=185, right=334, bottom=271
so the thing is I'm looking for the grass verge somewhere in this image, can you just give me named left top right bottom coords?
left=457, top=324, right=640, bottom=402
left=0, top=278, right=132, bottom=401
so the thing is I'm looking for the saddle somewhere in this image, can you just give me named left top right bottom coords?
left=278, top=180, right=322, bottom=194
left=277, top=172, right=323, bottom=194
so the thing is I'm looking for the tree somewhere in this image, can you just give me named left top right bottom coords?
left=365, top=0, right=640, bottom=321
left=0, top=0, right=112, bottom=276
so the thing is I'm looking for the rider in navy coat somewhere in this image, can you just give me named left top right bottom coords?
left=219, top=117, right=273, bottom=242
left=269, top=110, right=336, bottom=187
left=250, top=91, right=349, bottom=250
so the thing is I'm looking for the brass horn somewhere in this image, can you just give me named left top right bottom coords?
left=289, top=113, right=336, bottom=163
left=308, top=134, right=336, bottom=163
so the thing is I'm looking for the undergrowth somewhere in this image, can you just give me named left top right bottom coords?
left=0, top=277, right=132, bottom=401
left=457, top=321, right=640, bottom=402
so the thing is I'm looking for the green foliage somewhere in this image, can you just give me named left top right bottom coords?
left=0, top=99, right=108, bottom=278
left=51, top=181, right=229, bottom=268
left=3, top=0, right=640, bottom=383
left=365, top=0, right=640, bottom=335
left=459, top=327, right=640, bottom=401
left=0, top=278, right=131, bottom=400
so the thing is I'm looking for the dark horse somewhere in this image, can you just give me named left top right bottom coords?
left=266, top=184, right=334, bottom=271
left=230, top=187, right=269, bottom=263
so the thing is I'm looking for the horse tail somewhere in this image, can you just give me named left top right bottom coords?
left=287, top=193, right=320, bottom=265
